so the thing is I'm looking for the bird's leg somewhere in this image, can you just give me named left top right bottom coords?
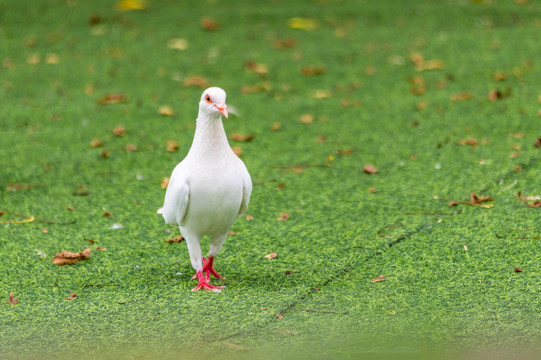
left=202, top=256, right=226, bottom=280
left=191, top=270, right=225, bottom=292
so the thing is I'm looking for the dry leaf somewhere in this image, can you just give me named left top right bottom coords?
left=90, top=139, right=104, bottom=148
left=470, top=192, right=494, bottom=204
left=230, top=133, right=254, bottom=142
left=26, top=53, right=40, bottom=65
left=493, top=72, right=507, bottom=81
left=42, top=228, right=49, bottom=234
left=95, top=246, right=107, bottom=251
left=116, top=0, right=146, bottom=11
left=66, top=205, right=75, bottom=211
left=101, top=150, right=109, bottom=158
left=488, top=88, right=511, bottom=101
left=201, top=17, right=219, bottom=31
left=410, top=76, right=426, bottom=95
left=272, top=37, right=297, bottom=49
left=535, top=138, right=541, bottom=148
left=514, top=267, right=524, bottom=273
left=103, top=211, right=113, bottom=217
left=285, top=270, right=298, bottom=275
left=369, top=188, right=378, bottom=193
left=165, top=236, right=184, bottom=243
left=265, top=252, right=278, bottom=259
left=184, top=76, right=209, bottom=88
left=158, top=105, right=174, bottom=117
left=8, top=292, right=19, bottom=305
left=448, top=201, right=458, bottom=207
left=271, top=122, right=282, bottom=131
left=301, top=66, right=325, bottom=76
left=66, top=293, right=78, bottom=300
left=166, top=139, right=179, bottom=152
left=456, top=138, right=478, bottom=147
left=228, top=232, right=239, bottom=236
left=241, top=83, right=270, bottom=94
left=287, top=17, right=317, bottom=30
left=161, top=177, right=170, bottom=190
left=371, top=275, right=386, bottom=283
left=363, top=164, right=378, bottom=174
left=246, top=214, right=254, bottom=220
left=232, top=146, right=243, bottom=157
left=337, top=148, right=354, bottom=156
left=276, top=313, right=284, bottom=320
left=276, top=213, right=289, bottom=221
left=310, top=90, right=331, bottom=99
left=245, top=61, right=268, bottom=77
left=222, top=342, right=249, bottom=351
left=517, top=191, right=541, bottom=207
left=99, top=94, right=127, bottom=105
left=45, top=53, right=59, bottom=65
left=299, top=114, right=315, bottom=123
left=450, top=93, right=473, bottom=102
left=167, top=38, right=188, bottom=51
left=113, top=126, right=125, bottom=136
left=52, top=249, right=91, bottom=266
left=125, top=144, right=137, bottom=152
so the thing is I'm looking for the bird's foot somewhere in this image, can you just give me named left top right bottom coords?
left=191, top=270, right=226, bottom=292
left=191, top=256, right=227, bottom=281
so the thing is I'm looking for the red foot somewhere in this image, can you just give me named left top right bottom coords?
left=191, top=270, right=226, bottom=292
left=191, top=256, right=227, bottom=281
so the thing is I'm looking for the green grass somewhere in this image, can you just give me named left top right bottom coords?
left=1, top=0, right=541, bottom=358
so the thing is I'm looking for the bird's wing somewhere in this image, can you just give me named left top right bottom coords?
left=162, top=162, right=190, bottom=225
left=237, top=163, right=252, bottom=217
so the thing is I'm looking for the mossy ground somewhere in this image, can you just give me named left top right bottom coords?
left=1, top=0, right=541, bottom=359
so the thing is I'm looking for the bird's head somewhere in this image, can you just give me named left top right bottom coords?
left=199, top=87, right=228, bottom=119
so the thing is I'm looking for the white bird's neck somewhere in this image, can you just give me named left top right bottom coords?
left=188, top=114, right=231, bottom=159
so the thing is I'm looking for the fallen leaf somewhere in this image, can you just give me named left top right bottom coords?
left=488, top=88, right=511, bottom=101
left=509, top=151, right=520, bottom=158
left=165, top=236, right=184, bottom=243
left=103, top=211, right=113, bottom=217
left=116, top=0, right=146, bottom=11
left=287, top=17, right=317, bottom=30
left=222, top=342, right=250, bottom=351
left=228, top=232, right=239, bottom=236
left=369, top=188, right=378, bottom=193
left=245, top=61, right=268, bottom=77
left=508, top=132, right=525, bottom=139
left=184, top=76, right=209, bottom=88
left=410, top=76, right=426, bottom=95
left=299, top=114, right=315, bottom=123
left=246, top=214, right=254, bottom=220
left=99, top=94, right=127, bottom=105
left=285, top=270, right=298, bottom=275
left=470, top=192, right=494, bottom=204
left=301, top=66, right=325, bottom=76
left=8, top=292, right=19, bottom=305
left=230, top=133, right=254, bottom=142
left=158, top=105, right=174, bottom=117
left=112, top=126, right=125, bottom=136
left=514, top=267, right=524, bottom=273
left=371, top=275, right=386, bottom=283
left=201, top=17, right=219, bottom=31
left=363, top=164, right=378, bottom=174
left=41, top=228, right=49, bottom=234
left=66, top=293, right=78, bottom=300
left=167, top=38, right=188, bottom=51
left=310, top=90, right=331, bottom=99
left=450, top=92, right=473, bottom=102
left=85, top=239, right=96, bottom=244
left=90, top=139, right=104, bottom=148
left=448, top=201, right=458, bottom=207
left=45, top=53, right=59, bottom=65
left=271, top=122, right=282, bottom=131
left=265, top=252, right=278, bottom=259
left=493, top=71, right=507, bottom=81
left=125, top=144, right=137, bottom=152
left=456, top=138, right=478, bottom=147
left=241, top=83, right=270, bottom=94
left=276, top=213, right=289, bottom=221
left=26, top=53, right=41, bottom=65
left=95, top=246, right=107, bottom=251
left=276, top=313, right=284, bottom=320
left=161, top=177, right=170, bottom=190
left=101, top=150, right=109, bottom=158
left=52, top=249, right=91, bottom=266
left=517, top=191, right=541, bottom=207
left=272, top=37, right=297, bottom=49
left=166, top=139, right=179, bottom=152
left=232, top=146, right=243, bottom=157
left=534, top=138, right=541, bottom=148
left=337, top=148, right=354, bottom=156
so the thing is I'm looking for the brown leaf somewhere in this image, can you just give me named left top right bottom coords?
left=52, top=249, right=91, bottom=266
left=363, top=164, right=378, bottom=174
left=534, top=138, right=541, bottom=148
left=184, top=76, right=209, bottom=88
left=99, top=94, right=127, bottom=105
left=165, top=236, right=184, bottom=243
left=493, top=71, right=507, bottom=81
left=158, top=105, right=174, bottom=117
left=509, top=151, right=520, bottom=158
left=85, top=239, right=95, bottom=244
left=228, top=232, right=239, bottom=236
left=448, top=201, right=458, bottom=207
left=66, top=205, right=75, bottom=211
left=337, top=148, right=354, bottom=156
left=410, top=76, right=426, bottom=95
left=66, top=293, right=78, bottom=300
left=450, top=92, right=473, bottom=102
left=301, top=66, right=325, bottom=76
left=271, top=122, right=282, bottom=131
left=8, top=292, right=19, bottom=305
left=166, top=139, right=179, bottom=152
left=90, top=139, right=104, bottom=148
left=222, top=342, right=250, bottom=351
left=299, top=114, right=315, bottom=124
left=103, top=211, right=113, bottom=217
left=95, top=246, right=107, bottom=251
left=241, top=83, right=270, bottom=94
left=276, top=213, right=289, bottom=221
left=368, top=188, right=378, bottom=193
left=276, top=313, right=284, bottom=320
left=161, top=177, right=170, bottom=190
left=272, top=37, right=297, bottom=49
left=112, top=126, right=125, bottom=136
left=456, top=138, right=478, bottom=147
left=470, top=192, right=494, bottom=205
left=265, top=252, right=278, bottom=259
left=245, top=61, right=268, bottom=77
left=42, top=228, right=49, bottom=234
left=230, top=133, right=254, bottom=142
left=125, top=144, right=137, bottom=152
left=45, top=53, right=59, bottom=65
left=488, top=88, right=511, bottom=101
left=101, top=150, right=109, bottom=158
left=201, top=17, right=219, bottom=31
left=285, top=270, right=298, bottom=275
left=514, top=267, right=524, bottom=273
left=517, top=191, right=541, bottom=207
left=232, top=146, right=243, bottom=157
left=371, top=275, right=386, bottom=283
left=246, top=214, right=254, bottom=220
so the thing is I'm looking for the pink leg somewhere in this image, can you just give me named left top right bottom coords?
left=191, top=256, right=227, bottom=281
left=191, top=270, right=225, bottom=292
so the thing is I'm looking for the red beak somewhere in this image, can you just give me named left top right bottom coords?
left=214, top=103, right=228, bottom=118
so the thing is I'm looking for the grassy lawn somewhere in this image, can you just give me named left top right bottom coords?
left=1, top=0, right=541, bottom=358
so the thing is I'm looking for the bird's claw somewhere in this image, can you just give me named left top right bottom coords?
left=191, top=269, right=226, bottom=292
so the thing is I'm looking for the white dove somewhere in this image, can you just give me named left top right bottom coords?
left=162, top=87, right=252, bottom=292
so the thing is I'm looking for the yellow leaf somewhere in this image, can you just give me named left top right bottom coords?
left=287, top=17, right=317, bottom=30
left=116, top=0, right=146, bottom=11
left=167, top=38, right=188, bottom=51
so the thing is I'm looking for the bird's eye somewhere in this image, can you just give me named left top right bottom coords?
left=205, top=95, right=212, bottom=103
